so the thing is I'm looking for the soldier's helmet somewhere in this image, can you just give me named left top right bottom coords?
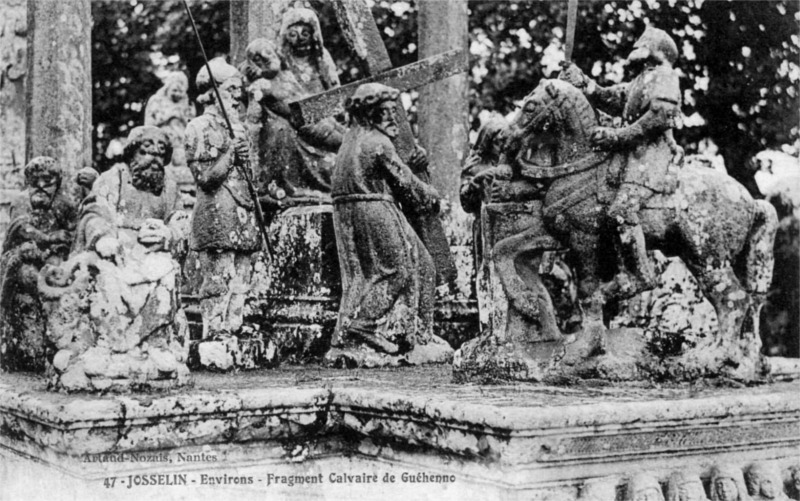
left=629, top=26, right=679, bottom=66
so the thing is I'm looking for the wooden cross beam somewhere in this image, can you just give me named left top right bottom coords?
left=289, top=0, right=467, bottom=162
left=289, top=0, right=463, bottom=285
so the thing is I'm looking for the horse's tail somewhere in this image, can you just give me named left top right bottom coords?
left=742, top=199, right=778, bottom=295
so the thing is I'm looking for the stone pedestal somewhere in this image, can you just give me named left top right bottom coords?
left=1, top=367, right=798, bottom=500
left=244, top=204, right=341, bottom=365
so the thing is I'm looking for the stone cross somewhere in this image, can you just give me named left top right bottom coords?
left=288, top=0, right=464, bottom=284
left=289, top=0, right=467, bottom=163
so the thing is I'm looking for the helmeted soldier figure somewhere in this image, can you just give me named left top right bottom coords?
left=560, top=26, right=683, bottom=296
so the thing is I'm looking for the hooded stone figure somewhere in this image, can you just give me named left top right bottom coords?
left=0, top=156, right=77, bottom=372
left=185, top=57, right=260, bottom=343
left=667, top=470, right=711, bottom=501
left=627, top=473, right=666, bottom=501
left=324, top=83, right=453, bottom=367
left=745, top=463, right=791, bottom=501
left=240, top=36, right=345, bottom=208
left=559, top=26, right=684, bottom=299
left=144, top=71, right=195, bottom=169
left=710, top=465, right=753, bottom=501
left=277, top=7, right=339, bottom=96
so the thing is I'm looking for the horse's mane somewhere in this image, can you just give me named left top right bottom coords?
left=536, top=79, right=598, bottom=137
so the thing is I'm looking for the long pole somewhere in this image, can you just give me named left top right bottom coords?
left=182, top=0, right=273, bottom=261
left=564, top=0, right=579, bottom=63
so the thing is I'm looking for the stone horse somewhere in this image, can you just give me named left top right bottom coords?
left=472, top=79, right=776, bottom=378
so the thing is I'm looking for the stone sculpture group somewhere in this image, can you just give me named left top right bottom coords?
left=0, top=7, right=780, bottom=391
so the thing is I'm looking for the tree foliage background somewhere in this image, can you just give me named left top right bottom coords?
left=92, top=0, right=798, bottom=353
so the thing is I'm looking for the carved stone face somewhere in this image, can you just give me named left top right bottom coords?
left=371, top=100, right=399, bottom=139
left=285, top=22, right=314, bottom=56
left=246, top=44, right=281, bottom=81
left=217, top=76, right=245, bottom=120
left=130, top=139, right=167, bottom=194
left=28, top=169, right=60, bottom=211
left=715, top=478, right=738, bottom=501
left=167, top=81, right=187, bottom=103
left=635, top=487, right=664, bottom=501
left=679, top=479, right=707, bottom=501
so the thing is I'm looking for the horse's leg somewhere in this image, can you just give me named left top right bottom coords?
left=492, top=229, right=561, bottom=341
left=741, top=200, right=778, bottom=337
left=566, top=230, right=605, bottom=327
left=691, top=259, right=752, bottom=343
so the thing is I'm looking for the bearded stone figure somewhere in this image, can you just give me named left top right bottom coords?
left=325, top=83, right=453, bottom=367
left=0, top=157, right=77, bottom=372
left=711, top=465, right=753, bottom=501
left=37, top=126, right=191, bottom=392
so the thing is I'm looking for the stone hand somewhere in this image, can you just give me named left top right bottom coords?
left=48, top=230, right=72, bottom=244
left=138, top=218, right=171, bottom=251
left=590, top=127, right=620, bottom=149
left=409, top=148, right=429, bottom=174
left=559, top=62, right=590, bottom=90
left=474, top=165, right=513, bottom=185
left=232, top=133, right=250, bottom=163
left=95, top=236, right=121, bottom=260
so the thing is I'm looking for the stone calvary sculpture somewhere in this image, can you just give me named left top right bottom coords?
left=324, top=83, right=453, bottom=367
left=454, top=27, right=778, bottom=383
left=36, top=126, right=191, bottom=391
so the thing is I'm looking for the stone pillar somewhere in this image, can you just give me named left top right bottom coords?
left=0, top=0, right=27, bottom=247
left=417, top=0, right=476, bottom=347
left=418, top=0, right=469, bottom=202
left=25, top=0, right=92, bottom=190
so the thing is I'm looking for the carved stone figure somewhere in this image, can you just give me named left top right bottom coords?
left=185, top=57, right=261, bottom=369
left=667, top=470, right=711, bottom=501
left=580, top=478, right=619, bottom=501
left=324, top=83, right=453, bottom=367
left=745, top=463, right=791, bottom=501
left=0, top=157, right=76, bottom=372
left=627, top=474, right=665, bottom=501
left=711, top=465, right=752, bottom=501
left=241, top=28, right=345, bottom=208
left=560, top=26, right=684, bottom=299
left=144, top=71, right=195, bottom=169
left=37, top=129, right=190, bottom=391
left=456, top=72, right=777, bottom=381
left=791, top=466, right=800, bottom=501
left=79, top=126, right=185, bottom=257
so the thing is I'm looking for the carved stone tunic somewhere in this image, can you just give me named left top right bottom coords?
left=185, top=112, right=260, bottom=253
left=331, top=127, right=437, bottom=345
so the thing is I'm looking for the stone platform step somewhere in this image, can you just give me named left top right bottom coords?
left=1, top=366, right=798, bottom=500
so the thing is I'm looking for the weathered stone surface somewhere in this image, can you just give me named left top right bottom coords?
left=324, top=84, right=453, bottom=367
left=244, top=204, right=340, bottom=364
left=0, top=367, right=798, bottom=499
left=0, top=157, right=76, bottom=372
left=746, top=461, right=792, bottom=501
left=25, top=0, right=92, bottom=194
left=458, top=30, right=778, bottom=382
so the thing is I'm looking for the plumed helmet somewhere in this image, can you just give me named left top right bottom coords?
left=123, top=125, right=173, bottom=165
left=631, top=26, right=679, bottom=65
left=24, top=156, right=61, bottom=186
left=345, top=83, right=400, bottom=118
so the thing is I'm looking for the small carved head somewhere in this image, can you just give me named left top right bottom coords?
left=24, top=156, right=62, bottom=211
left=163, top=72, right=189, bottom=103
left=472, top=114, right=510, bottom=164
left=628, top=26, right=678, bottom=70
left=627, top=473, right=665, bottom=501
left=195, top=57, right=245, bottom=117
left=580, top=478, right=619, bottom=501
left=346, top=83, right=401, bottom=139
left=710, top=465, right=748, bottom=501
left=745, top=463, right=781, bottom=500
left=244, top=38, right=282, bottom=81
left=791, top=466, right=800, bottom=499
left=124, top=126, right=172, bottom=195
left=667, top=470, right=709, bottom=501
left=279, top=7, right=323, bottom=58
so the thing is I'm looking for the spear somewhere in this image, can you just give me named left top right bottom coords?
left=181, top=0, right=273, bottom=261
left=564, top=0, right=579, bottom=64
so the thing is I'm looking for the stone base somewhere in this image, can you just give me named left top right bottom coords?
left=323, top=335, right=454, bottom=368
left=1, top=367, right=799, bottom=500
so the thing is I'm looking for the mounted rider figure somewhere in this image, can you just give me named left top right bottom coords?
left=560, top=27, right=684, bottom=297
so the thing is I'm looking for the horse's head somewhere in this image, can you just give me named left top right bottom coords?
left=506, top=79, right=598, bottom=166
